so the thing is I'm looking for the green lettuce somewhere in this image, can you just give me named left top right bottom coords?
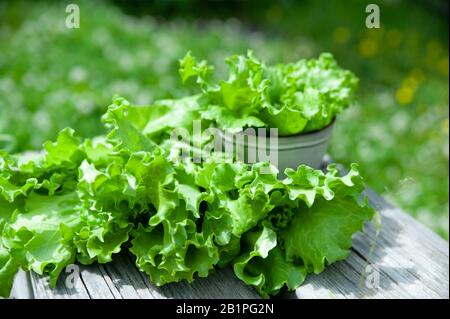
left=180, top=51, right=359, bottom=135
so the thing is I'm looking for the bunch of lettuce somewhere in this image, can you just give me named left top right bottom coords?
left=0, top=94, right=374, bottom=298
left=179, top=51, right=359, bottom=136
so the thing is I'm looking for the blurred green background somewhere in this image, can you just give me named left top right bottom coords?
left=0, top=0, right=448, bottom=238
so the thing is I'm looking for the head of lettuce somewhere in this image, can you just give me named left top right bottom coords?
left=179, top=51, right=359, bottom=136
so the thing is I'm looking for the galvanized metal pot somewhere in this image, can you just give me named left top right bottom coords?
left=221, top=120, right=335, bottom=176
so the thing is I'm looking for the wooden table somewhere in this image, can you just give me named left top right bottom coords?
left=10, top=187, right=449, bottom=299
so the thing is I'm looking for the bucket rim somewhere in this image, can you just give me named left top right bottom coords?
left=220, top=118, right=335, bottom=150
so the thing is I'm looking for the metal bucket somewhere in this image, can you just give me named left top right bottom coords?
left=221, top=120, right=335, bottom=176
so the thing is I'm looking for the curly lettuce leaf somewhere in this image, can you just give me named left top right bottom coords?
left=202, top=104, right=267, bottom=133
left=0, top=244, right=19, bottom=298
left=233, top=225, right=306, bottom=298
left=1, top=191, right=81, bottom=288
left=179, top=51, right=214, bottom=89
left=279, top=164, right=375, bottom=273
left=102, top=97, right=157, bottom=153
left=0, top=199, right=20, bottom=297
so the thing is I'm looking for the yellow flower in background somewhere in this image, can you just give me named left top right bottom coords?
left=358, top=38, right=378, bottom=57
left=410, top=68, right=426, bottom=83
left=386, top=29, right=402, bottom=47
left=333, top=27, right=351, bottom=44
left=442, top=118, right=449, bottom=135
left=402, top=77, right=419, bottom=90
left=437, top=58, right=449, bottom=76
left=395, top=86, right=414, bottom=105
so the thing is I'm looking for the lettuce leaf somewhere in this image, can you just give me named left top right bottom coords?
left=1, top=191, right=81, bottom=287
left=233, top=225, right=307, bottom=298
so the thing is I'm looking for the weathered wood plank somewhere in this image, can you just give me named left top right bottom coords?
left=25, top=263, right=123, bottom=299
left=30, top=270, right=91, bottom=299
left=102, top=252, right=165, bottom=299
left=158, top=267, right=260, bottom=299
left=77, top=264, right=118, bottom=299
left=10, top=270, right=34, bottom=299
left=103, top=252, right=259, bottom=299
